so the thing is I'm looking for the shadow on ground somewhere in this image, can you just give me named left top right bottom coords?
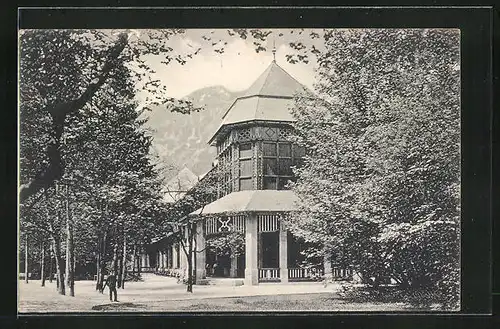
left=336, top=285, right=457, bottom=311
left=91, top=302, right=148, bottom=311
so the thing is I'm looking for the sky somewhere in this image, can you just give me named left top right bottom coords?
left=142, top=29, right=321, bottom=99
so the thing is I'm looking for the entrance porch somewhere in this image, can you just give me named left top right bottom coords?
left=142, top=191, right=353, bottom=285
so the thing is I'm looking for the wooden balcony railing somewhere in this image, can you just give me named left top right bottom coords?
left=288, top=267, right=324, bottom=281
left=258, top=268, right=280, bottom=281
left=332, top=266, right=353, bottom=280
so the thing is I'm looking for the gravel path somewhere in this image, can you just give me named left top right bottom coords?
left=18, top=274, right=408, bottom=313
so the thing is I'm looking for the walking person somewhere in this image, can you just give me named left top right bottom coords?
left=103, top=270, right=118, bottom=302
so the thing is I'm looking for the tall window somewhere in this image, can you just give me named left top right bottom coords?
left=239, top=143, right=253, bottom=191
left=263, top=142, right=294, bottom=190
left=220, top=147, right=233, bottom=197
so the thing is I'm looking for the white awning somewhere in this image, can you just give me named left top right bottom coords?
left=190, top=190, right=299, bottom=216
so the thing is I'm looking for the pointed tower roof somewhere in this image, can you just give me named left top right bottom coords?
left=209, top=61, right=310, bottom=144
left=238, top=61, right=308, bottom=99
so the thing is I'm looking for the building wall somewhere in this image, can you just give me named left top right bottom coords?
left=214, top=123, right=304, bottom=195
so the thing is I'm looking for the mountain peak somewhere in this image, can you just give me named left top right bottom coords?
left=185, top=85, right=233, bottom=101
left=146, top=85, right=240, bottom=181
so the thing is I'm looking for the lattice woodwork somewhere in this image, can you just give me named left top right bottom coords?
left=218, top=134, right=232, bottom=155
left=232, top=143, right=239, bottom=191
left=278, top=128, right=292, bottom=140
left=205, top=215, right=247, bottom=236
left=262, top=127, right=278, bottom=140
left=237, top=127, right=252, bottom=141
left=256, top=141, right=263, bottom=189
left=252, top=140, right=258, bottom=189
left=257, top=214, right=281, bottom=232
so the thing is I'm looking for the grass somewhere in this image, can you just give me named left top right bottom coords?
left=338, top=283, right=459, bottom=311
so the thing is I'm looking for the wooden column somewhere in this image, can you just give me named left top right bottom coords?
left=141, top=252, right=147, bottom=269
left=175, top=244, right=179, bottom=269
left=180, top=231, right=188, bottom=277
left=232, top=142, right=239, bottom=192
left=323, top=254, right=332, bottom=278
left=279, top=223, right=288, bottom=283
left=230, top=254, right=238, bottom=278
left=258, top=232, right=263, bottom=268
left=323, top=253, right=332, bottom=286
left=252, top=140, right=258, bottom=189
left=172, top=245, right=176, bottom=269
left=195, top=220, right=206, bottom=283
left=170, top=245, right=174, bottom=268
left=168, top=245, right=173, bottom=268
left=244, top=213, right=259, bottom=285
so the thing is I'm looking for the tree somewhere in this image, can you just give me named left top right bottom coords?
left=63, top=183, right=75, bottom=296
left=19, top=28, right=313, bottom=203
left=206, top=231, right=244, bottom=278
left=18, top=28, right=326, bottom=295
left=206, top=232, right=244, bottom=259
left=159, top=166, right=219, bottom=293
left=58, top=56, right=167, bottom=292
left=289, top=29, right=460, bottom=307
left=18, top=29, right=197, bottom=202
left=19, top=36, right=171, bottom=295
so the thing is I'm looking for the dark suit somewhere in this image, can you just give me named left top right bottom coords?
left=104, top=274, right=117, bottom=301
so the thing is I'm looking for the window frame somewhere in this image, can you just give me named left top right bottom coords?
left=239, top=142, right=253, bottom=159
left=239, top=142, right=254, bottom=191
left=239, top=177, right=253, bottom=191
left=239, top=158, right=253, bottom=178
left=262, top=141, right=294, bottom=190
left=218, top=146, right=234, bottom=197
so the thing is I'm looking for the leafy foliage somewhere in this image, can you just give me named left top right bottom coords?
left=206, top=232, right=245, bottom=257
left=288, top=29, right=460, bottom=308
left=19, top=30, right=173, bottom=293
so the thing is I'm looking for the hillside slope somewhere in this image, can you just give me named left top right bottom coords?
left=145, top=85, right=242, bottom=181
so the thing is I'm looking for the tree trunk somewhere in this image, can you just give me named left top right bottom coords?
left=24, top=234, right=29, bottom=284
left=111, top=242, right=119, bottom=275
left=41, top=242, right=46, bottom=287
left=49, top=243, right=54, bottom=283
left=51, top=235, right=65, bottom=295
left=117, top=258, right=123, bottom=288
left=132, top=244, right=137, bottom=275
left=95, top=236, right=101, bottom=291
left=120, top=233, right=127, bottom=289
left=137, top=246, right=142, bottom=276
left=97, top=230, right=107, bottom=290
left=73, top=245, right=76, bottom=286
left=49, top=242, right=54, bottom=283
left=65, top=184, right=75, bottom=296
left=186, top=224, right=194, bottom=293
left=45, top=188, right=64, bottom=294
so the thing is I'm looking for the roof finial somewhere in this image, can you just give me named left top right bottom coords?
left=272, top=35, right=277, bottom=62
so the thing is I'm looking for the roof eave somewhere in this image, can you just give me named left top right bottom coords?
left=208, top=119, right=297, bottom=146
